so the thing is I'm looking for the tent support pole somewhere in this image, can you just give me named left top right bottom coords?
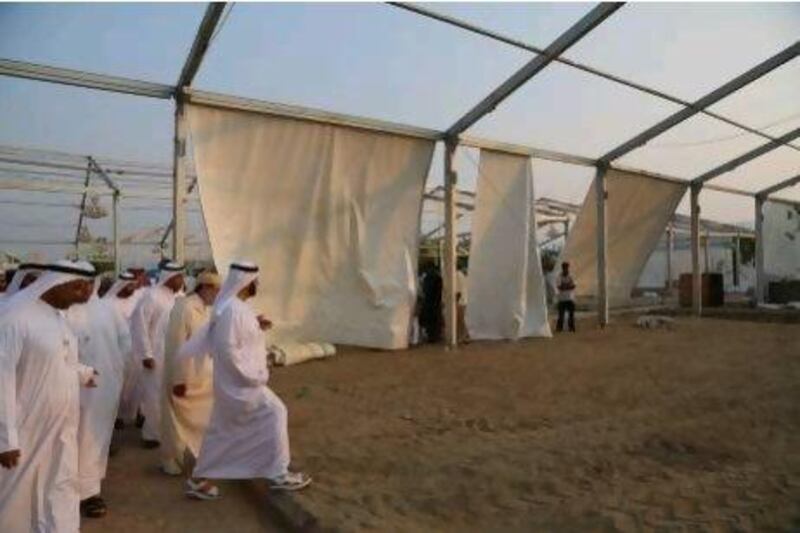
left=172, top=101, right=187, bottom=264
left=704, top=229, right=710, bottom=272
left=666, top=223, right=673, bottom=293
left=443, top=141, right=458, bottom=349
left=595, top=165, right=608, bottom=327
left=113, top=191, right=120, bottom=275
left=755, top=195, right=766, bottom=304
left=691, top=184, right=702, bottom=316
left=74, top=161, right=92, bottom=256
left=733, top=230, right=740, bottom=287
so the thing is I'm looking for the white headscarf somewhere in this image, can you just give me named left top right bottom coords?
left=157, top=261, right=185, bottom=286
left=105, top=271, right=137, bottom=299
left=211, top=261, right=259, bottom=319
left=0, top=260, right=96, bottom=319
left=178, top=261, right=259, bottom=360
left=4, top=263, right=44, bottom=296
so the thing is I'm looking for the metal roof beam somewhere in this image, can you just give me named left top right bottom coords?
left=185, top=88, right=443, bottom=140
left=601, top=42, right=800, bottom=163
left=693, top=126, right=800, bottom=185
left=176, top=3, right=227, bottom=90
left=445, top=3, right=623, bottom=138
left=390, top=3, right=800, bottom=153
left=0, top=58, right=174, bottom=99
left=757, top=173, right=800, bottom=198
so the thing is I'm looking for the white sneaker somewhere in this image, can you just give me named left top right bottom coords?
left=267, top=471, right=312, bottom=492
left=185, top=479, right=220, bottom=500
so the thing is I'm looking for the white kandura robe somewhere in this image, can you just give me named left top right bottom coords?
left=0, top=300, right=95, bottom=533
left=114, top=291, right=143, bottom=424
left=67, top=298, right=131, bottom=499
left=161, top=294, right=214, bottom=466
left=193, top=298, right=290, bottom=480
left=130, top=285, right=178, bottom=441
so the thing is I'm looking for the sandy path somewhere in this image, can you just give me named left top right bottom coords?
left=81, top=424, right=279, bottom=532
left=270, top=317, right=800, bottom=531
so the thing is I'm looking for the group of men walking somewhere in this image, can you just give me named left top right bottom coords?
left=0, top=259, right=310, bottom=532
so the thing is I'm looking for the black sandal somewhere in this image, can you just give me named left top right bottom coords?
left=80, top=496, right=107, bottom=518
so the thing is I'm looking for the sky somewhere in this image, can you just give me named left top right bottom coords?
left=0, top=2, right=798, bottom=260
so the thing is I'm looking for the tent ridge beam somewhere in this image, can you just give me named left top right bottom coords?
left=0, top=58, right=174, bottom=99
left=693, top=125, right=800, bottom=185
left=600, top=41, right=800, bottom=163
left=445, top=2, right=624, bottom=138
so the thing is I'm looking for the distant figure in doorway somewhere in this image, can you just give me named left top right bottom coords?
left=456, top=262, right=470, bottom=344
left=420, top=262, right=443, bottom=343
left=556, top=261, right=576, bottom=333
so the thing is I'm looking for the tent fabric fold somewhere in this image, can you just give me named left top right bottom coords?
left=466, top=149, right=551, bottom=340
left=187, top=104, right=434, bottom=350
left=560, top=169, right=687, bottom=306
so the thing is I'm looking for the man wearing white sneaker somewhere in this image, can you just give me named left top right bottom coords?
left=179, top=261, right=310, bottom=499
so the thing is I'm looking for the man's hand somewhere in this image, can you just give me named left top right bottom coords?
left=257, top=315, right=272, bottom=331
left=172, top=384, right=187, bottom=398
left=0, top=449, right=21, bottom=469
left=143, top=358, right=155, bottom=370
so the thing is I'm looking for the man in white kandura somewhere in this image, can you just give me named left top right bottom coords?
left=67, top=265, right=133, bottom=519
left=0, top=260, right=99, bottom=533
left=130, top=261, right=185, bottom=447
left=0, top=263, right=42, bottom=311
left=179, top=261, right=311, bottom=499
left=160, top=272, right=220, bottom=483
left=105, top=271, right=142, bottom=429
left=104, top=270, right=141, bottom=321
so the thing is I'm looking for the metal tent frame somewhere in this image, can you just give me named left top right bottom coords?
left=1, top=2, right=798, bottom=348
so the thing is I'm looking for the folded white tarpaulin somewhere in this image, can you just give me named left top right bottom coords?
left=560, top=169, right=686, bottom=306
left=187, top=104, right=435, bottom=349
left=466, top=149, right=551, bottom=340
left=763, top=200, right=800, bottom=279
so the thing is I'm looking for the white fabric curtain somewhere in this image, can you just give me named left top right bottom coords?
left=763, top=200, right=800, bottom=280
left=187, top=104, right=435, bottom=350
left=560, top=169, right=686, bottom=306
left=466, top=149, right=551, bottom=340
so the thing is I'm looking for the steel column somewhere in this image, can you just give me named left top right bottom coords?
left=755, top=195, right=766, bottom=304
left=443, top=141, right=459, bottom=348
left=666, top=223, right=673, bottom=292
left=113, top=192, right=120, bottom=275
left=595, top=165, right=609, bottom=327
left=690, top=185, right=702, bottom=316
left=172, top=102, right=188, bottom=264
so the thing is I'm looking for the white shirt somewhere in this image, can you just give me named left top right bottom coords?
left=558, top=273, right=575, bottom=302
left=456, top=271, right=468, bottom=306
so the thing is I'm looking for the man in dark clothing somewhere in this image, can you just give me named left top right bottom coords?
left=556, top=261, right=576, bottom=333
left=419, top=263, right=443, bottom=343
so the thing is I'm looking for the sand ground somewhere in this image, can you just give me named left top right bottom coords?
left=85, top=316, right=799, bottom=532
left=81, top=421, right=280, bottom=532
left=280, top=316, right=800, bottom=532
